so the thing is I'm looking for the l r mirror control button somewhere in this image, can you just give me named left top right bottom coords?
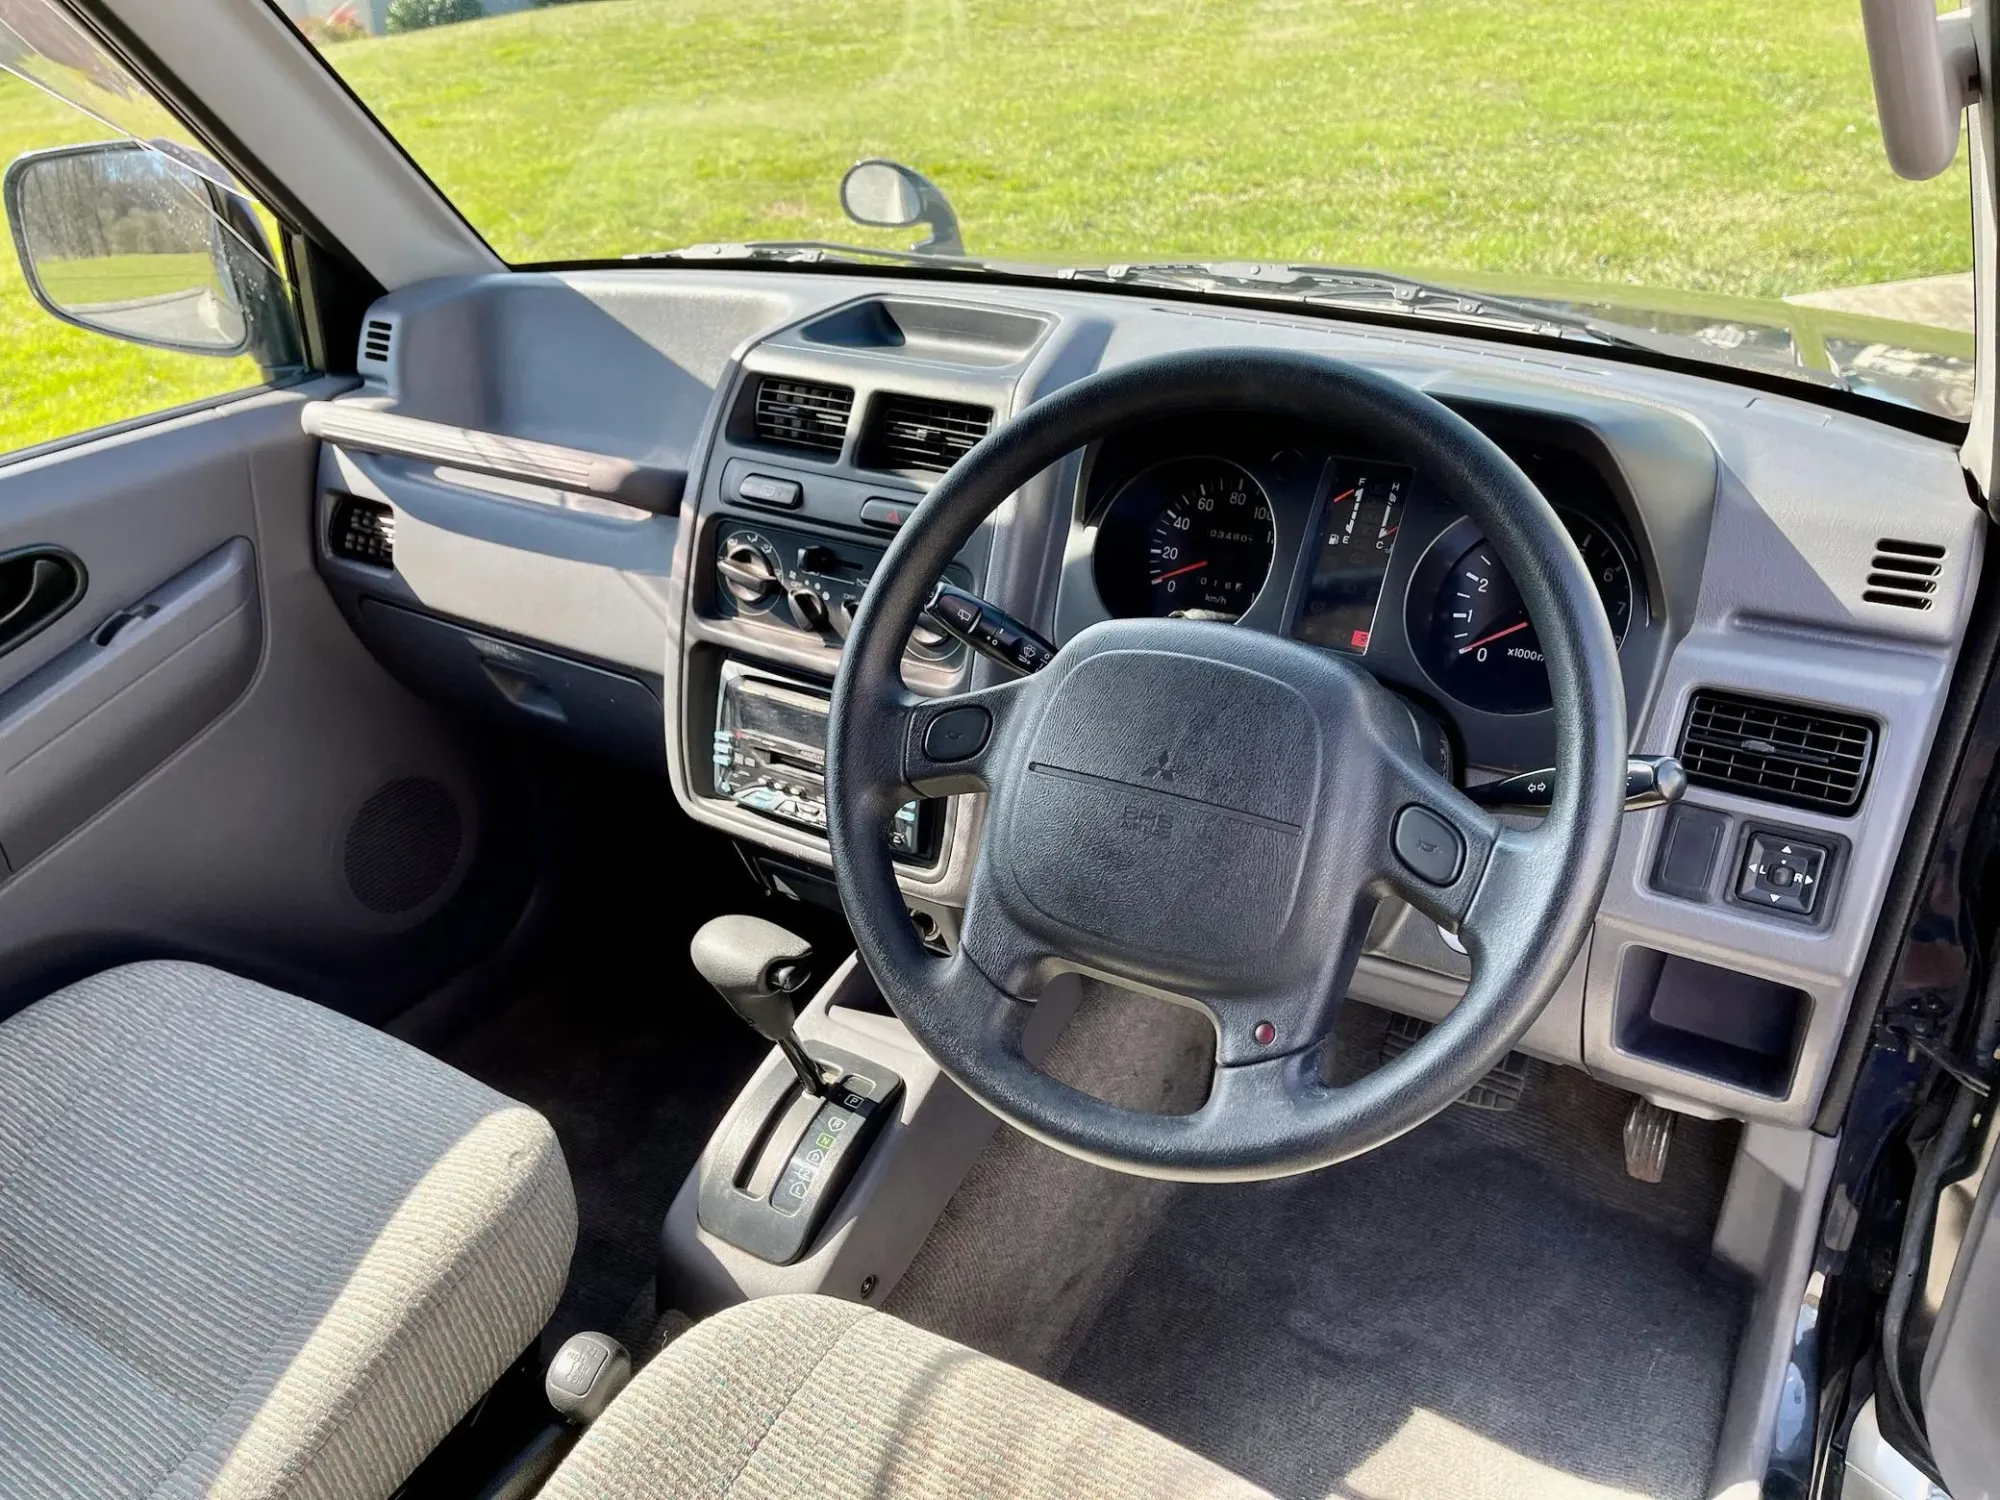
left=923, top=705, right=991, bottom=762
left=1393, top=805, right=1464, bottom=885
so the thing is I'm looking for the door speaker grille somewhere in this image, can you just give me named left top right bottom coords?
left=344, top=777, right=462, bottom=915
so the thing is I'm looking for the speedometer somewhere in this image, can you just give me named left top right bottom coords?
left=1092, top=456, right=1276, bottom=621
left=1417, top=511, right=1635, bottom=715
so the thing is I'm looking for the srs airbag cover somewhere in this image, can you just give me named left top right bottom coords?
left=1005, top=650, right=1319, bottom=967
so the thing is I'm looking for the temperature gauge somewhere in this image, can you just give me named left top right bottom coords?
left=1291, top=460, right=1411, bottom=653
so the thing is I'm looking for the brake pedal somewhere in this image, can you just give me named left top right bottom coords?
left=1623, top=1097, right=1676, bottom=1183
left=1380, top=1014, right=1531, bottom=1112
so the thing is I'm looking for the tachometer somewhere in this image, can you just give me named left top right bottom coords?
left=1093, top=456, right=1277, bottom=621
left=1417, top=511, right=1635, bottom=715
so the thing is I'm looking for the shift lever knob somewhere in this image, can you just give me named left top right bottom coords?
left=691, top=915, right=825, bottom=1094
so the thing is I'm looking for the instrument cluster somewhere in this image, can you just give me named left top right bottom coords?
left=1080, top=415, right=1651, bottom=762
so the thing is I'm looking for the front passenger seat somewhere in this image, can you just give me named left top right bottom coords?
left=543, top=1293, right=1274, bottom=1499
left=0, top=960, right=575, bottom=1500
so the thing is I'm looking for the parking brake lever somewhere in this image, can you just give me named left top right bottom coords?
left=1468, top=755, right=1688, bottom=814
left=924, top=582, right=1057, bottom=677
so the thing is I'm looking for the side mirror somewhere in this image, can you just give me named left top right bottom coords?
left=4, top=140, right=300, bottom=371
left=839, top=159, right=965, bottom=256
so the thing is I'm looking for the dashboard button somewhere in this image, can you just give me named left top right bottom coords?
left=1393, top=805, right=1464, bottom=885
left=860, top=497, right=915, bottom=531
left=923, top=705, right=991, bottom=763
left=737, top=473, right=803, bottom=510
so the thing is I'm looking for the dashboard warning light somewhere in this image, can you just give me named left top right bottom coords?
left=1350, top=629, right=1370, bottom=650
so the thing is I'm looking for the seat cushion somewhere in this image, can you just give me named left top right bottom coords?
left=542, top=1293, right=1273, bottom=1500
left=0, top=960, right=576, bottom=1500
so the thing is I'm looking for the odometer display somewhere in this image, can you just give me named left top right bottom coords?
left=1420, top=512, right=1635, bottom=714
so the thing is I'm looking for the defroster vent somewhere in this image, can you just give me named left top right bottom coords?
left=361, top=318, right=393, bottom=364
left=862, top=393, right=993, bottom=473
left=1864, top=538, right=1946, bottom=611
left=1677, top=690, right=1876, bottom=815
left=751, top=377, right=853, bottom=455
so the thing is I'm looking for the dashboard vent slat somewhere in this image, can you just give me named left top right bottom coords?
left=361, top=318, right=394, bottom=365
left=1676, top=690, right=1876, bottom=815
left=330, top=495, right=395, bottom=568
left=1864, top=537, right=1946, bottom=611
left=862, top=393, right=994, bottom=473
left=751, top=377, right=853, bottom=455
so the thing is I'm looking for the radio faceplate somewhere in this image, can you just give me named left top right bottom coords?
left=713, top=661, right=940, bottom=863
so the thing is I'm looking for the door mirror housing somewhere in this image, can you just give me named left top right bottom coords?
left=839, top=159, right=965, bottom=256
left=4, top=140, right=301, bottom=372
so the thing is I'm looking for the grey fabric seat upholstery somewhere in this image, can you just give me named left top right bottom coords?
left=542, top=1293, right=1274, bottom=1500
left=0, top=960, right=576, bottom=1500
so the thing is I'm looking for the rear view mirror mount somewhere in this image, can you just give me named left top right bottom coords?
left=3, top=139, right=302, bottom=374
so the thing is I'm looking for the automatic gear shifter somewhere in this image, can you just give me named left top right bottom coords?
left=691, top=915, right=827, bottom=1096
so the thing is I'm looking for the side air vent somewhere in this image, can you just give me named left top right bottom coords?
left=750, top=377, right=853, bottom=455
left=329, top=495, right=395, bottom=568
left=1864, top=537, right=1946, bottom=611
left=861, top=393, right=993, bottom=473
left=361, top=318, right=394, bottom=365
left=1677, top=690, right=1876, bottom=815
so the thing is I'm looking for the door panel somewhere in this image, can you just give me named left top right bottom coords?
left=0, top=537, right=258, bottom=869
left=0, top=382, right=503, bottom=1018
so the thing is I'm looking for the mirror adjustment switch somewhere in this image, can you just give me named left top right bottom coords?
left=1737, top=832, right=1828, bottom=916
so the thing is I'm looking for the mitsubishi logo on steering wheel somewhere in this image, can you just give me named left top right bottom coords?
left=1141, top=748, right=1176, bottom=784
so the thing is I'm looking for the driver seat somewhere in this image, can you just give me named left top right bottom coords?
left=542, top=1293, right=1273, bottom=1499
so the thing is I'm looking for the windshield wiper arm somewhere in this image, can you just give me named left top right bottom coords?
left=1059, top=262, right=1663, bottom=348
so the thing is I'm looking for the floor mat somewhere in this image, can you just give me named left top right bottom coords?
left=896, top=996, right=1748, bottom=1500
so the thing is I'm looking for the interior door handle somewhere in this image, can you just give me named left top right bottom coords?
left=0, top=548, right=85, bottom=657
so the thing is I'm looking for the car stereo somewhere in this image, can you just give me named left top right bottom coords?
left=712, top=661, right=939, bottom=862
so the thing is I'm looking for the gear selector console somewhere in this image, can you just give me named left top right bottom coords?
left=690, top=916, right=903, bottom=1264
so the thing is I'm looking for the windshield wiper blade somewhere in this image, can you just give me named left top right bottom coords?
left=631, top=239, right=977, bottom=269
left=1060, top=261, right=1660, bottom=347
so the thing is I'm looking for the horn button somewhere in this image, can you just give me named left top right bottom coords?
left=998, top=648, right=1327, bottom=972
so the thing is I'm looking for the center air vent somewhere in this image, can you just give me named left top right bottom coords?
left=751, top=377, right=853, bottom=456
left=862, top=393, right=993, bottom=473
left=1865, top=537, right=1946, bottom=611
left=1677, top=690, right=1876, bottom=815
left=361, top=318, right=393, bottom=365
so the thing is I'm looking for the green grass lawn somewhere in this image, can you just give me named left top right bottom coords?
left=0, top=0, right=1977, bottom=457
left=325, top=0, right=1971, bottom=294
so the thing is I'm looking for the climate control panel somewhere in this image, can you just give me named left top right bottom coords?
left=710, top=520, right=967, bottom=660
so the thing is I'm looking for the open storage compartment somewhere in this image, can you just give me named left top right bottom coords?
left=1613, top=945, right=1808, bottom=1097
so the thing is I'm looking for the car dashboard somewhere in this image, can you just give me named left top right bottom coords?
left=306, top=266, right=1983, bottom=1134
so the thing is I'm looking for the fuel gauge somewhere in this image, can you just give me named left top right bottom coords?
left=1291, top=460, right=1411, bottom=654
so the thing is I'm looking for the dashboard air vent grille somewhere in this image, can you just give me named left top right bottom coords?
left=1677, top=690, right=1875, bottom=815
left=330, top=495, right=395, bottom=568
left=1864, top=537, right=1945, bottom=611
left=751, top=377, right=853, bottom=455
left=863, top=393, right=993, bottom=473
left=361, top=319, right=394, bottom=365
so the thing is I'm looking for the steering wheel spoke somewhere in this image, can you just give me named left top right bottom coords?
left=1375, top=761, right=1504, bottom=931
left=896, top=674, right=1039, bottom=798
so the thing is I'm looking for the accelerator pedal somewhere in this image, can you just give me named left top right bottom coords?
left=1622, top=1098, right=1676, bottom=1183
left=1379, top=1014, right=1531, bottom=1112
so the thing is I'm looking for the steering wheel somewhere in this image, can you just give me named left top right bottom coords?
left=826, top=348, right=1625, bottom=1181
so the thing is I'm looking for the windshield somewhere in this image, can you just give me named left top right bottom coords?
left=290, top=0, right=1973, bottom=422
